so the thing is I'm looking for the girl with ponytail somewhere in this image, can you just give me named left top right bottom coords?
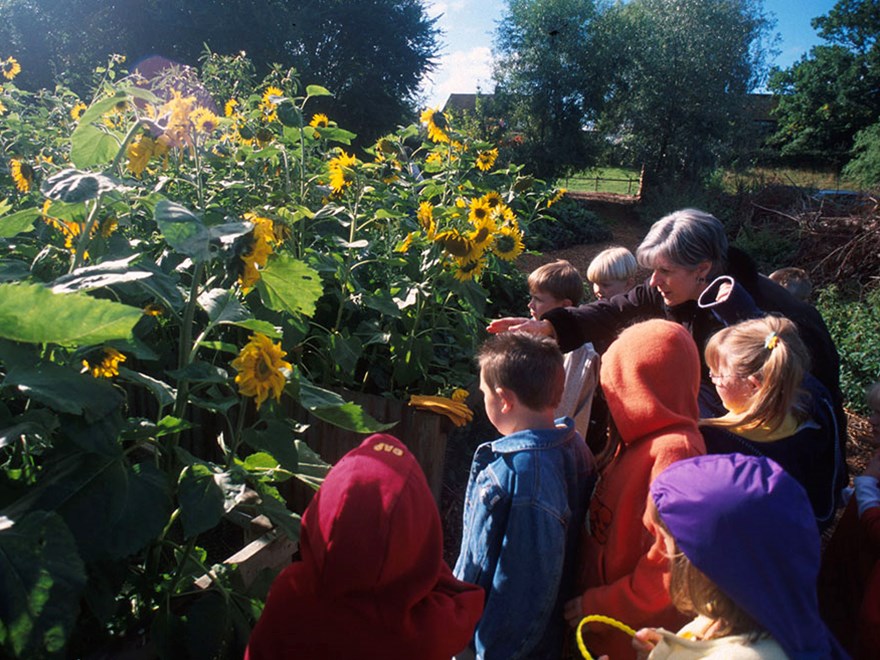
left=700, top=315, right=846, bottom=531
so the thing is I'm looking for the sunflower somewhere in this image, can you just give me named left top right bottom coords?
left=468, top=214, right=497, bottom=252
left=435, top=229, right=475, bottom=259
left=328, top=151, right=358, bottom=194
left=82, top=348, right=127, bottom=379
left=260, top=86, right=284, bottom=122
left=70, top=102, right=87, bottom=121
left=191, top=107, right=220, bottom=134
left=239, top=213, right=277, bottom=291
left=416, top=201, right=436, bottom=238
left=10, top=158, right=32, bottom=193
left=143, top=303, right=164, bottom=317
left=224, top=98, right=239, bottom=117
left=0, top=99, right=5, bottom=116
left=453, top=257, right=485, bottom=282
left=492, top=225, right=525, bottom=261
left=126, top=134, right=156, bottom=177
left=309, top=113, right=330, bottom=128
left=468, top=197, right=493, bottom=225
left=1, top=57, right=21, bottom=81
left=475, top=148, right=499, bottom=172
left=546, top=188, right=566, bottom=207
left=425, top=151, right=443, bottom=166
left=232, top=333, right=291, bottom=409
left=395, top=232, right=415, bottom=254
left=420, top=108, right=450, bottom=143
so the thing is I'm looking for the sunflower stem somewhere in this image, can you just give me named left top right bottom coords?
left=71, top=194, right=103, bottom=272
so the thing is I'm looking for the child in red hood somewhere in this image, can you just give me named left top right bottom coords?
left=245, top=434, right=484, bottom=660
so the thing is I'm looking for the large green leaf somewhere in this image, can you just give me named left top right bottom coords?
left=255, top=255, right=322, bottom=318
left=178, top=464, right=246, bottom=540
left=41, top=169, right=123, bottom=203
left=241, top=420, right=299, bottom=473
left=4, top=362, right=122, bottom=421
left=0, top=283, right=141, bottom=346
left=0, top=511, right=86, bottom=658
left=198, top=288, right=249, bottom=324
left=297, top=381, right=396, bottom=433
left=0, top=207, right=39, bottom=238
left=154, top=201, right=212, bottom=261
left=293, top=440, right=331, bottom=490
left=50, top=256, right=152, bottom=294
left=69, top=94, right=128, bottom=168
left=18, top=454, right=172, bottom=562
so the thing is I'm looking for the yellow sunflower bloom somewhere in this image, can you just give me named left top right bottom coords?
left=10, top=159, right=32, bottom=193
left=453, top=256, right=486, bottom=282
left=82, top=348, right=127, bottom=379
left=232, top=333, right=292, bottom=409
left=425, top=151, right=443, bottom=166
left=395, top=232, right=415, bottom=254
left=260, top=86, right=283, bottom=122
left=451, top=388, right=469, bottom=402
left=468, top=197, right=493, bottom=225
left=476, top=148, right=498, bottom=172
left=70, top=102, right=87, bottom=121
left=420, top=108, right=450, bottom=143
left=191, top=107, right=220, bottom=134
left=1, top=57, right=21, bottom=81
left=328, top=151, right=358, bottom=194
left=239, top=213, right=277, bottom=291
left=435, top=229, right=475, bottom=259
left=0, top=99, right=6, bottom=116
left=468, top=214, right=497, bottom=252
left=546, top=188, right=567, bottom=207
left=224, top=98, right=239, bottom=117
left=143, top=303, right=164, bottom=317
left=310, top=113, right=330, bottom=128
left=126, top=134, right=156, bottom=177
left=492, top=225, right=525, bottom=261
left=416, top=201, right=436, bottom=239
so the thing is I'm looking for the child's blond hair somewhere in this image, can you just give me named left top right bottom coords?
left=527, top=260, right=583, bottom=305
left=477, top=332, right=564, bottom=411
left=702, top=315, right=810, bottom=432
left=587, top=246, right=637, bottom=284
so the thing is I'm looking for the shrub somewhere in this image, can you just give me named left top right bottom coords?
left=525, top=196, right=611, bottom=251
left=815, top=285, right=880, bottom=414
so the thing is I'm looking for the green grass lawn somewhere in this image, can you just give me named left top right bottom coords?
left=720, top=166, right=862, bottom=193
left=562, top=167, right=642, bottom=195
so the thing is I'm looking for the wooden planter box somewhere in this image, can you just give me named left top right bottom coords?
left=289, top=389, right=450, bottom=507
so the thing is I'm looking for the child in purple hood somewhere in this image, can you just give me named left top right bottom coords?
left=632, top=453, right=847, bottom=659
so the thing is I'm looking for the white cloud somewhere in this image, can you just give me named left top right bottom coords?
left=422, top=46, right=495, bottom=108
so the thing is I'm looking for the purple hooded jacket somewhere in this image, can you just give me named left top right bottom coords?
left=650, top=454, right=848, bottom=659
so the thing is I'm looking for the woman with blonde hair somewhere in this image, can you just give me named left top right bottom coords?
left=700, top=315, right=845, bottom=531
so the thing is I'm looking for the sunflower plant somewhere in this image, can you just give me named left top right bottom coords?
left=0, top=53, right=560, bottom=657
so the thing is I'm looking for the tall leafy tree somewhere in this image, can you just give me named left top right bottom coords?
left=492, top=0, right=607, bottom=178
left=0, top=0, right=439, bottom=143
left=601, top=0, right=774, bottom=185
left=768, top=0, right=880, bottom=163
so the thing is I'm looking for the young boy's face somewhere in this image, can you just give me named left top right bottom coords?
left=592, top=278, right=631, bottom=301
left=527, top=289, right=568, bottom=320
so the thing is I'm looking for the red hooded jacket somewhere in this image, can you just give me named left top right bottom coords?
left=246, top=434, right=484, bottom=659
left=576, top=320, right=706, bottom=659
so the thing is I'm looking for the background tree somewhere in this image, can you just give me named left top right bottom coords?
left=599, top=0, right=774, bottom=187
left=0, top=0, right=439, bottom=144
left=768, top=0, right=880, bottom=165
left=492, top=0, right=607, bottom=178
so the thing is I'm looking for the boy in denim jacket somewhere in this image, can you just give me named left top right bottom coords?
left=454, top=332, right=596, bottom=659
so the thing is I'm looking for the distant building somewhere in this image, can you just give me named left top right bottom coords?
left=442, top=93, right=492, bottom=114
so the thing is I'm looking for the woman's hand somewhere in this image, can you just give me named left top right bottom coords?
left=486, top=317, right=555, bottom=337
left=563, top=595, right=583, bottom=627
left=632, top=628, right=662, bottom=659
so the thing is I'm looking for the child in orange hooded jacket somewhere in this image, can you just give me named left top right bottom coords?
left=563, top=319, right=706, bottom=659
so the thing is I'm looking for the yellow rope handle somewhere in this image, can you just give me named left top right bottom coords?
left=576, top=614, right=638, bottom=659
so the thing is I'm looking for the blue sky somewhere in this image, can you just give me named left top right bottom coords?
left=421, top=0, right=839, bottom=108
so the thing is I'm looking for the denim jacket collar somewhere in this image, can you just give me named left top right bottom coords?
left=488, top=417, right=576, bottom=454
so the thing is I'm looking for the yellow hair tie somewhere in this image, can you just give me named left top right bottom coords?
left=576, top=615, right=637, bottom=659
left=764, top=332, right=779, bottom=350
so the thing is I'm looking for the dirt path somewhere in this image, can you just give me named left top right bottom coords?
left=517, top=197, right=649, bottom=276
